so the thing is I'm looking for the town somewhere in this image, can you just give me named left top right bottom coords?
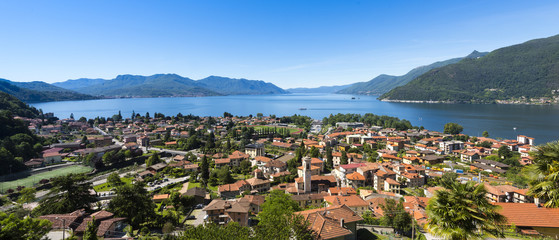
left=1, top=111, right=558, bottom=240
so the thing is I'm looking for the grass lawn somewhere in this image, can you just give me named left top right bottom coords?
left=0, top=165, right=93, bottom=192
left=188, top=182, right=218, bottom=192
left=93, top=177, right=133, bottom=192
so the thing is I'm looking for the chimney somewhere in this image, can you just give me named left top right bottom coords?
left=340, top=218, right=345, bottom=227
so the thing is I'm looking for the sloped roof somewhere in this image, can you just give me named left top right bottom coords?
left=296, top=205, right=363, bottom=239
left=324, top=195, right=368, bottom=207
left=494, top=203, right=559, bottom=228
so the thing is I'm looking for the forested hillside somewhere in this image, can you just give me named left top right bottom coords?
left=337, top=51, right=487, bottom=95
left=381, top=34, right=559, bottom=102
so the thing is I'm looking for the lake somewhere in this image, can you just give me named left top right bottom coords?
left=30, top=93, right=559, bottom=144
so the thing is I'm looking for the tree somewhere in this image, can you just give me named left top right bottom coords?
left=528, top=141, right=559, bottom=207
left=325, top=146, right=333, bottom=170
left=426, top=180, right=506, bottom=240
left=70, top=113, right=74, bottom=119
left=340, top=150, right=348, bottom=165
left=17, top=187, right=36, bottom=204
left=0, top=212, right=52, bottom=240
left=217, top=166, right=235, bottom=185
left=107, top=172, right=123, bottom=187
left=309, top=146, right=319, bottom=158
left=108, top=182, right=157, bottom=228
left=200, top=155, right=210, bottom=184
left=482, top=131, right=489, bottom=137
left=33, top=174, right=97, bottom=215
left=145, top=154, right=161, bottom=167
left=498, top=145, right=512, bottom=159
left=83, top=217, right=98, bottom=240
left=256, top=190, right=313, bottom=239
left=380, top=199, right=412, bottom=235
left=443, top=123, right=464, bottom=135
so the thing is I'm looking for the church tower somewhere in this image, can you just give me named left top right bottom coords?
left=303, top=156, right=312, bottom=193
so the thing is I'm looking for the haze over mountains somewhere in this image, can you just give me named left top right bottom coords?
left=53, top=74, right=288, bottom=97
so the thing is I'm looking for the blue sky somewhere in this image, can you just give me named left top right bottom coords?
left=1, top=1, right=558, bottom=88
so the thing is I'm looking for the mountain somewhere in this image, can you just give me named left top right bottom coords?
left=287, top=84, right=353, bottom=93
left=52, top=78, right=106, bottom=90
left=337, top=51, right=488, bottom=95
left=198, top=76, right=288, bottom=95
left=53, top=74, right=287, bottom=97
left=380, top=34, right=559, bottom=102
left=0, top=91, right=40, bottom=118
left=0, top=79, right=97, bottom=103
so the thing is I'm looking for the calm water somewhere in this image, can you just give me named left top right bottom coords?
left=31, top=93, right=559, bottom=144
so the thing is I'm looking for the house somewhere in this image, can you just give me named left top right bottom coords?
left=203, top=199, right=251, bottom=226
left=296, top=205, right=363, bottom=240
left=147, top=162, right=167, bottom=172
left=43, top=152, right=63, bottom=164
left=39, top=210, right=127, bottom=239
left=239, top=195, right=265, bottom=214
left=245, top=177, right=271, bottom=193
left=473, top=159, right=510, bottom=174
left=245, top=143, right=265, bottom=158
left=294, top=175, right=337, bottom=194
left=345, top=171, right=366, bottom=188
left=512, top=189, right=534, bottom=203
left=328, top=187, right=357, bottom=196
left=182, top=187, right=208, bottom=205
left=420, top=155, right=445, bottom=165
left=494, top=203, right=559, bottom=237
left=484, top=184, right=519, bottom=202
left=218, top=180, right=251, bottom=198
left=183, top=163, right=199, bottom=172
left=25, top=158, right=45, bottom=168
left=324, top=195, right=369, bottom=215
left=384, top=178, right=401, bottom=194
left=439, top=140, right=464, bottom=154
left=517, top=135, right=534, bottom=146
left=291, top=192, right=328, bottom=209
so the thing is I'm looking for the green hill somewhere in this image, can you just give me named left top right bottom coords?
left=54, top=74, right=287, bottom=97
left=0, top=92, right=44, bottom=175
left=0, top=79, right=97, bottom=103
left=337, top=51, right=487, bottom=95
left=380, top=34, right=559, bottom=102
left=0, top=91, right=40, bottom=118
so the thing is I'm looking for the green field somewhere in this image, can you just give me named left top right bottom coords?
left=0, top=165, right=93, bottom=192
left=93, top=177, right=133, bottom=192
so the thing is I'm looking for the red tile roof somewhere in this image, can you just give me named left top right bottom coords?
left=494, top=203, right=559, bottom=228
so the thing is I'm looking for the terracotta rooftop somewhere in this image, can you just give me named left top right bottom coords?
left=324, top=195, right=368, bottom=207
left=494, top=203, right=559, bottom=228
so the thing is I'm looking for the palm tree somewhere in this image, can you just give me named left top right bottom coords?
left=425, top=179, right=507, bottom=240
left=528, top=141, right=559, bottom=208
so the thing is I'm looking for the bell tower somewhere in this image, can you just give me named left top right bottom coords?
left=303, top=157, right=312, bottom=193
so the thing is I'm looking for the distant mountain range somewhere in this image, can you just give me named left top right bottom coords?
left=287, top=84, right=352, bottom=93
left=0, top=79, right=97, bottom=103
left=380, top=34, right=559, bottom=102
left=337, top=51, right=488, bottom=95
left=53, top=74, right=288, bottom=97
